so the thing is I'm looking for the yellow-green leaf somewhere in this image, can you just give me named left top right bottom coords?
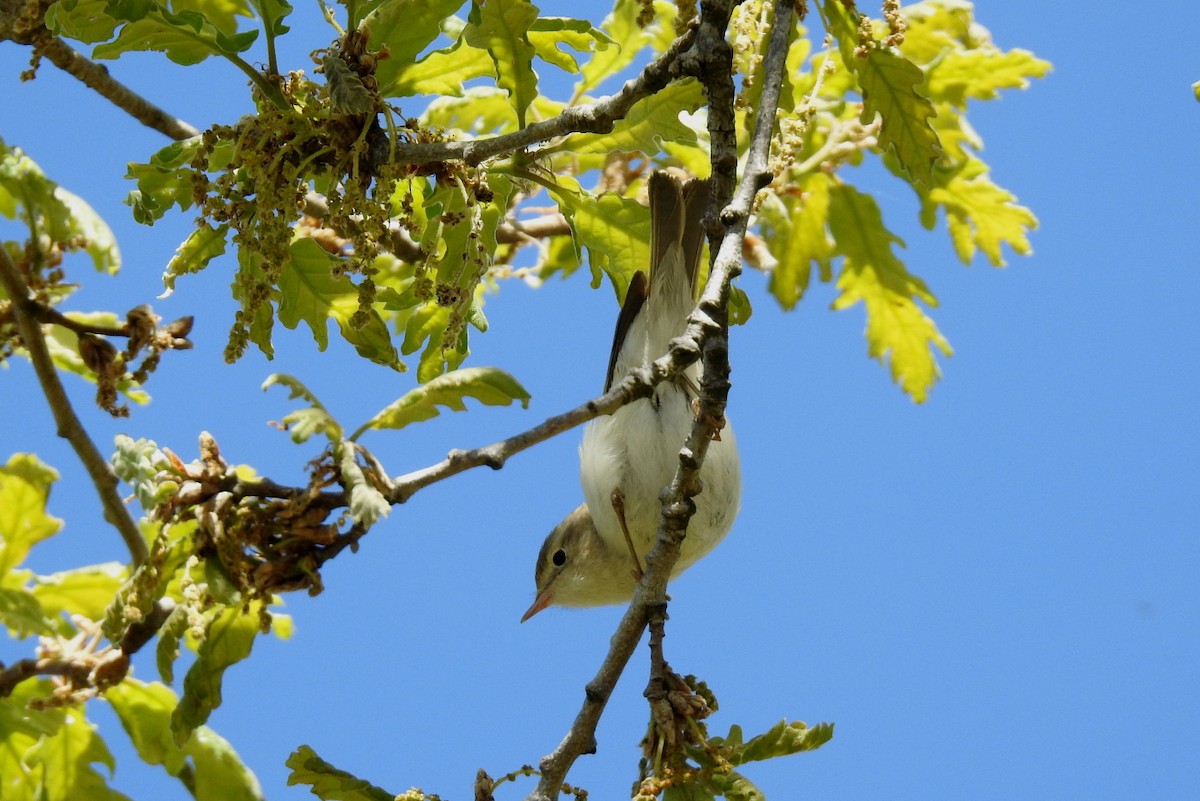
left=278, top=239, right=401, bottom=369
left=0, top=454, right=62, bottom=579
left=464, top=0, right=539, bottom=128
left=107, top=678, right=266, bottom=801
left=925, top=48, right=1051, bottom=108
left=527, top=16, right=613, bottom=73
left=759, top=173, right=836, bottom=310
left=351, top=366, right=531, bottom=440
left=551, top=77, right=705, bottom=157
left=828, top=185, right=951, bottom=402
left=822, top=2, right=940, bottom=184
left=31, top=563, right=125, bottom=623
left=926, top=158, right=1038, bottom=266
left=172, top=602, right=263, bottom=745
left=262, top=373, right=343, bottom=444
left=388, top=38, right=495, bottom=98
left=23, top=703, right=130, bottom=801
left=365, top=0, right=466, bottom=99
left=548, top=176, right=650, bottom=300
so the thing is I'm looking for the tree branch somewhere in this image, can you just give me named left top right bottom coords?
left=526, top=2, right=800, bottom=798
left=0, top=246, right=150, bottom=566
left=0, top=5, right=199, bottom=141
left=387, top=24, right=698, bottom=168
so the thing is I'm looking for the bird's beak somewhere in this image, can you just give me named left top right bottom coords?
left=521, top=588, right=554, bottom=623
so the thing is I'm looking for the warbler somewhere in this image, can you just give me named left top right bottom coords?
left=523, top=172, right=742, bottom=621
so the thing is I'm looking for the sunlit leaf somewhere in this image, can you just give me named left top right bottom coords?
left=924, top=158, right=1037, bottom=266
left=0, top=138, right=119, bottom=273
left=823, top=1, right=940, bottom=184
left=31, top=563, right=126, bottom=623
left=286, top=744, right=395, bottom=801
left=551, top=77, right=705, bottom=157
left=107, top=678, right=265, bottom=801
left=925, top=47, right=1051, bottom=108
left=277, top=239, right=401, bottom=369
left=172, top=602, right=263, bottom=745
left=464, top=0, right=539, bottom=127
left=828, top=184, right=951, bottom=402
left=23, top=704, right=131, bottom=801
left=93, top=8, right=259, bottom=65
left=548, top=176, right=650, bottom=300
left=351, top=366, right=530, bottom=440
left=527, top=16, right=613, bottom=73
left=365, top=0, right=466, bottom=98
left=0, top=454, right=62, bottom=579
left=262, top=373, right=343, bottom=444
left=384, top=38, right=495, bottom=98
left=759, top=173, right=835, bottom=310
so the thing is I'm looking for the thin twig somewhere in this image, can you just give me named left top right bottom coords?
left=387, top=25, right=698, bottom=167
left=0, top=5, right=199, bottom=141
left=526, top=2, right=800, bottom=799
left=0, top=247, right=150, bottom=566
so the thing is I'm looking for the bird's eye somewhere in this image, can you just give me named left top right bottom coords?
left=552, top=548, right=567, bottom=567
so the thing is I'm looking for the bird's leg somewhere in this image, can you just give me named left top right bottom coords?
left=689, top=396, right=727, bottom=442
left=611, top=488, right=644, bottom=581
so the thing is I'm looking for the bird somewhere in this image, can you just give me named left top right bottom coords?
left=522, top=171, right=742, bottom=621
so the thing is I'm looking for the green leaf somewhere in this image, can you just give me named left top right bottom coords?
left=0, top=139, right=120, bottom=273
left=730, top=719, right=835, bottom=764
left=278, top=239, right=401, bottom=369
left=364, top=0, right=466, bottom=97
left=45, top=0, right=121, bottom=44
left=125, top=136, right=207, bottom=224
left=464, top=0, right=539, bottom=128
left=163, top=224, right=229, bottom=295
left=0, top=578, right=59, bottom=638
left=107, top=679, right=266, bottom=801
left=759, top=173, right=835, bottom=310
left=1, top=680, right=63, bottom=801
left=93, top=8, right=259, bottom=65
left=925, top=48, right=1051, bottom=108
left=249, top=0, right=291, bottom=37
left=829, top=185, right=951, bottom=403
left=31, top=563, right=125, bottom=623
left=335, top=443, right=389, bottom=527
left=107, top=679, right=190, bottom=775
left=577, top=0, right=671, bottom=94
left=262, top=373, right=344, bottom=444
left=925, top=158, right=1037, bottom=266
left=286, top=744, right=396, bottom=801
left=351, top=366, right=530, bottom=440
left=709, top=771, right=763, bottom=801
left=399, top=302, right=469, bottom=383
left=385, top=38, right=496, bottom=98
left=552, top=77, right=704, bottom=157
left=822, top=1, right=940, bottom=184
left=172, top=602, right=263, bottom=745
left=527, top=16, right=613, bottom=73
left=548, top=176, right=650, bottom=299
left=0, top=455, right=62, bottom=579
left=23, top=704, right=131, bottom=801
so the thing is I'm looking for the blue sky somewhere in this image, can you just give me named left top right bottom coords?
left=2, top=2, right=1198, bottom=800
